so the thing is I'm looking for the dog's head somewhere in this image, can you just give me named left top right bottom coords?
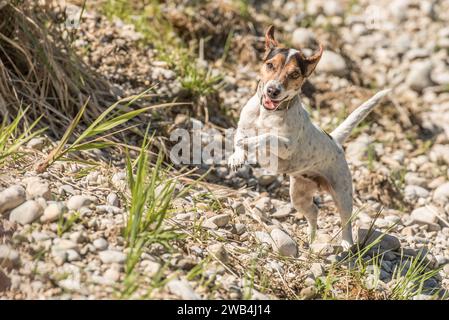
left=260, top=25, right=323, bottom=110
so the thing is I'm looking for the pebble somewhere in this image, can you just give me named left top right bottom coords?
left=233, top=223, right=246, bottom=235
left=104, top=267, right=120, bottom=282
left=0, top=185, right=26, bottom=215
left=141, top=260, right=161, bottom=276
left=206, top=213, right=231, bottom=228
left=66, top=249, right=81, bottom=262
left=299, top=286, right=316, bottom=299
left=26, top=137, right=46, bottom=150
left=310, top=263, right=325, bottom=278
left=404, top=173, right=427, bottom=188
left=99, top=250, right=126, bottom=264
left=253, top=197, right=272, bottom=212
left=40, top=202, right=66, bottom=223
left=316, top=50, right=347, bottom=77
left=167, top=279, right=201, bottom=300
left=58, top=278, right=81, bottom=292
left=25, top=178, right=51, bottom=200
left=9, top=200, right=43, bottom=225
left=96, top=205, right=123, bottom=214
left=406, top=61, right=433, bottom=91
left=0, top=245, right=20, bottom=269
left=270, top=229, right=298, bottom=257
left=271, top=204, right=293, bottom=219
left=433, top=182, right=449, bottom=205
left=106, top=192, right=119, bottom=206
left=93, top=238, right=109, bottom=251
left=67, top=195, right=96, bottom=210
left=410, top=206, right=441, bottom=231
left=404, top=185, right=429, bottom=201
left=254, top=231, right=274, bottom=246
left=58, top=185, right=76, bottom=196
left=201, top=219, right=218, bottom=230
left=323, top=0, right=344, bottom=16
left=207, top=244, right=229, bottom=264
left=291, top=28, right=316, bottom=49
left=429, top=145, right=449, bottom=165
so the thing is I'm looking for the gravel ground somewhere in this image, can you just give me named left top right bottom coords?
left=1, top=0, right=449, bottom=299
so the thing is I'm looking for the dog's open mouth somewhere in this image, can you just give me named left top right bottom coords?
left=262, top=95, right=284, bottom=111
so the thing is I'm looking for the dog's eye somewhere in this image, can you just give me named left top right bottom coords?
left=290, top=71, right=301, bottom=79
left=266, top=62, right=274, bottom=70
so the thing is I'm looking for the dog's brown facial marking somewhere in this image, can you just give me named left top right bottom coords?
left=260, top=25, right=323, bottom=110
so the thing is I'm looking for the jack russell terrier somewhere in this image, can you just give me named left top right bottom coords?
left=228, top=26, right=390, bottom=250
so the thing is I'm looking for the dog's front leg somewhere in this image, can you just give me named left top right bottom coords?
left=228, top=128, right=247, bottom=170
left=238, top=133, right=291, bottom=159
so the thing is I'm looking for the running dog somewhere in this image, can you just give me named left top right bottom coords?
left=228, top=25, right=390, bottom=250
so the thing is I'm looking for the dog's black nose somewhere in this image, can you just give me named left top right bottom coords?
left=267, top=86, right=281, bottom=98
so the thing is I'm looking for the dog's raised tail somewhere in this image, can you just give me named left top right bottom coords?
left=330, top=89, right=391, bottom=145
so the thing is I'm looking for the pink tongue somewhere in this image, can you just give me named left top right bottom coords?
left=264, top=97, right=277, bottom=110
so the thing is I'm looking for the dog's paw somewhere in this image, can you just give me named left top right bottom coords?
left=228, top=150, right=245, bottom=171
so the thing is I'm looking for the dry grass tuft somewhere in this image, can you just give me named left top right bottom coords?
left=0, top=0, right=116, bottom=136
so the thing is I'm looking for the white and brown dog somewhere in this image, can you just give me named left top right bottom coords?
left=228, top=26, right=390, bottom=250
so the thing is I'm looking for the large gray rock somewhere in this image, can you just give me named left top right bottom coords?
left=0, top=185, right=26, bottom=215
left=356, top=228, right=401, bottom=252
left=9, top=200, right=43, bottom=225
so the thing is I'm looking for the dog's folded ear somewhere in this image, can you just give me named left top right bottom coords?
left=303, top=43, right=324, bottom=77
left=264, top=25, right=278, bottom=51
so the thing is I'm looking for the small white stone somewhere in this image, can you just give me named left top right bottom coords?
left=106, top=192, right=119, bottom=207
left=9, top=200, right=43, bottom=225
left=99, top=250, right=126, bottom=264
left=270, top=229, right=298, bottom=257
left=167, top=279, right=201, bottom=300
left=41, top=202, right=66, bottom=223
left=67, top=195, right=96, bottom=210
left=93, top=238, right=108, bottom=251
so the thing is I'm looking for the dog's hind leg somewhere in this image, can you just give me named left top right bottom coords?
left=290, top=175, right=319, bottom=244
left=327, top=166, right=354, bottom=250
